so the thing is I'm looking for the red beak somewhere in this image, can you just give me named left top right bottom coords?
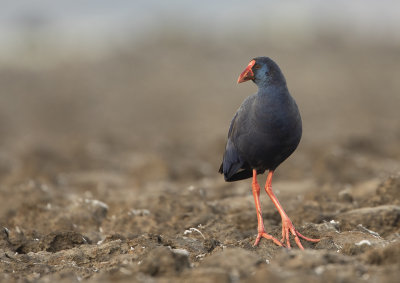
left=237, top=60, right=256, bottom=83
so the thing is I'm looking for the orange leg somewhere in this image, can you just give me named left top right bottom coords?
left=264, top=170, right=320, bottom=249
left=251, top=169, right=283, bottom=247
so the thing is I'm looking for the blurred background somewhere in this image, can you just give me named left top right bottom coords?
left=1, top=0, right=400, bottom=188
left=2, top=3, right=400, bottom=281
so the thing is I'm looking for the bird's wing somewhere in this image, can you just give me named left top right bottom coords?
left=219, top=95, right=257, bottom=181
left=227, top=111, right=238, bottom=138
left=219, top=138, right=245, bottom=180
left=219, top=112, right=249, bottom=181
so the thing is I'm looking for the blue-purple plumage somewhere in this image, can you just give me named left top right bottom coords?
left=219, top=57, right=302, bottom=181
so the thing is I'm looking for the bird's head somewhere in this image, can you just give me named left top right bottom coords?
left=237, top=57, right=286, bottom=87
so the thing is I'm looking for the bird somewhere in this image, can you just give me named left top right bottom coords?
left=219, top=57, right=320, bottom=249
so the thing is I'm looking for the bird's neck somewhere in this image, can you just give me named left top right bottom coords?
left=254, top=85, right=298, bottom=125
left=257, top=84, right=290, bottom=101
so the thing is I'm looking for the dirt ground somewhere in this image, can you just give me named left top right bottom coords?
left=1, top=32, right=400, bottom=282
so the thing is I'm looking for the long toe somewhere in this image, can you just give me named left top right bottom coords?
left=281, top=217, right=320, bottom=250
left=254, top=231, right=283, bottom=247
left=295, top=231, right=321, bottom=243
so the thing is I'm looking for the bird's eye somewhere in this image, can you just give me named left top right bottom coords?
left=253, top=64, right=261, bottom=70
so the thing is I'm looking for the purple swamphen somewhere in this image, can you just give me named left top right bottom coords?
left=219, top=57, right=320, bottom=249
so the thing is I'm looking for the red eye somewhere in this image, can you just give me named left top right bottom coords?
left=253, top=64, right=261, bottom=70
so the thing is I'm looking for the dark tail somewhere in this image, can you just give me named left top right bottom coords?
left=219, top=163, right=264, bottom=182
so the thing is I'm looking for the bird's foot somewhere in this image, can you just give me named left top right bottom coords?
left=281, top=216, right=320, bottom=250
left=253, top=230, right=283, bottom=247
